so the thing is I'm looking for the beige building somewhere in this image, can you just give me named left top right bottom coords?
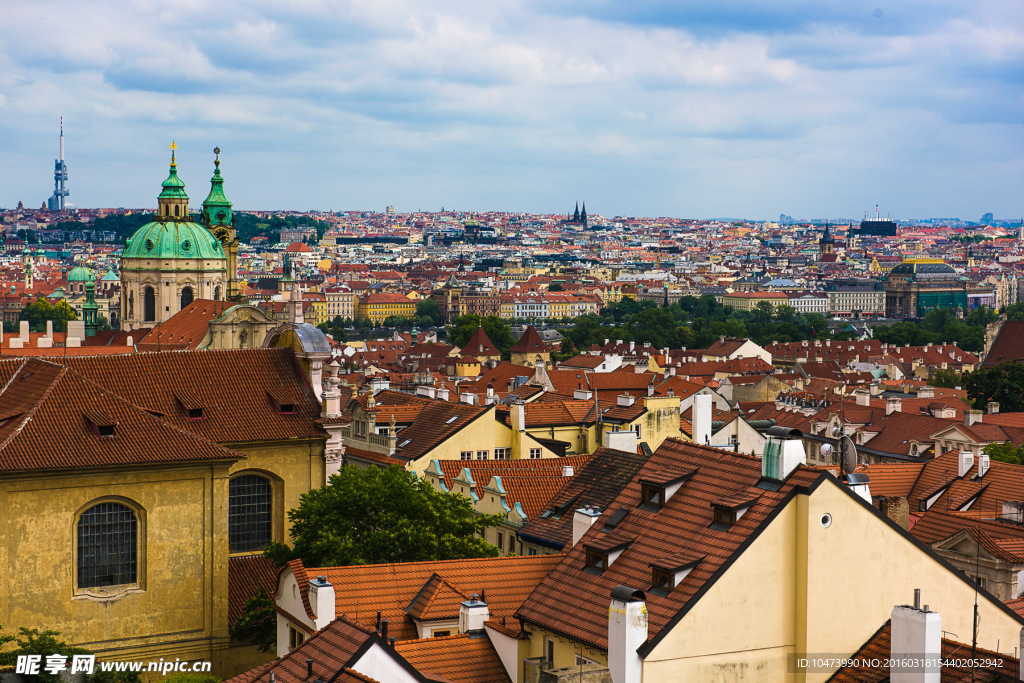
left=120, top=148, right=233, bottom=331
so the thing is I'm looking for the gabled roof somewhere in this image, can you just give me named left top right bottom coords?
left=435, top=454, right=592, bottom=518
left=395, top=634, right=511, bottom=683
left=828, top=620, right=1017, bottom=682
left=284, top=554, right=563, bottom=642
left=509, top=325, right=548, bottom=353
left=0, top=349, right=325, bottom=446
left=223, top=613, right=440, bottom=683
left=515, top=439, right=824, bottom=650
left=463, top=326, right=500, bottom=357
left=0, top=358, right=244, bottom=472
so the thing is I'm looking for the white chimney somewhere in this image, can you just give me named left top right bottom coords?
left=608, top=586, right=647, bottom=683
left=19, top=320, right=29, bottom=341
left=978, top=453, right=990, bottom=478
left=692, top=393, right=712, bottom=446
left=459, top=595, right=489, bottom=634
left=308, top=576, right=336, bottom=630
left=917, top=385, right=934, bottom=399
left=890, top=597, right=941, bottom=682
left=512, top=402, right=526, bottom=432
left=988, top=401, right=1000, bottom=415
left=958, top=450, right=974, bottom=478
left=604, top=430, right=638, bottom=452
left=46, top=320, right=53, bottom=339
left=854, top=390, right=870, bottom=407
left=762, top=429, right=807, bottom=480
left=886, top=397, right=902, bottom=415
left=617, top=394, right=636, bottom=407
left=965, top=410, right=983, bottom=427
left=573, top=506, right=601, bottom=546
left=574, top=388, right=593, bottom=400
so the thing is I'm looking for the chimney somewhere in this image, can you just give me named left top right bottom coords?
left=574, top=388, right=593, bottom=400
left=46, top=320, right=53, bottom=339
left=854, top=390, right=870, bottom=407
left=617, top=393, right=635, bottom=407
left=890, top=595, right=941, bottom=682
left=978, top=453, right=990, bottom=478
left=917, top=385, right=934, bottom=399
left=307, top=576, right=336, bottom=630
left=886, top=397, right=902, bottom=415
left=957, top=450, right=974, bottom=478
left=573, top=506, right=600, bottom=546
left=459, top=595, right=489, bottom=635
left=562, top=465, right=575, bottom=477
left=604, top=430, right=638, bottom=452
left=629, top=340, right=635, bottom=353
left=988, top=401, right=1000, bottom=415
left=437, top=387, right=449, bottom=401
left=380, top=619, right=389, bottom=641
left=692, top=393, right=712, bottom=446
left=965, top=409, right=983, bottom=427
left=511, top=401, right=525, bottom=432
left=869, top=381, right=881, bottom=396
left=608, top=586, right=647, bottom=683
left=19, top=320, right=30, bottom=342
left=761, top=428, right=807, bottom=480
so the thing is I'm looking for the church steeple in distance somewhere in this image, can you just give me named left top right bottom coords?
left=201, top=147, right=241, bottom=302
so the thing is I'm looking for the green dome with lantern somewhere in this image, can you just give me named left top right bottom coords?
left=67, top=264, right=96, bottom=282
left=122, top=142, right=226, bottom=261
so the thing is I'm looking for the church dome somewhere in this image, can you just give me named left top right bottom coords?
left=123, top=220, right=225, bottom=260
left=67, top=264, right=95, bottom=282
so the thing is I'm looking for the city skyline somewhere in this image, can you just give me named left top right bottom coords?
left=1, top=0, right=1021, bottom=219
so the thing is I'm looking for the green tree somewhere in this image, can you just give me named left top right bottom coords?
left=548, top=282, right=564, bottom=292
left=19, top=298, right=78, bottom=333
left=96, top=315, right=112, bottom=332
left=229, top=588, right=277, bottom=652
left=931, top=368, right=962, bottom=389
left=415, top=298, right=442, bottom=326
left=0, top=627, right=139, bottom=683
left=265, top=466, right=501, bottom=567
left=983, top=441, right=1024, bottom=465
left=962, top=362, right=1024, bottom=412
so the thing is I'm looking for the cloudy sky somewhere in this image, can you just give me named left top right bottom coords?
left=1, top=0, right=1021, bottom=220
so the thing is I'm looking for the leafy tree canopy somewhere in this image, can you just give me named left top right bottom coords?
left=19, top=298, right=78, bottom=333
left=265, top=466, right=501, bottom=567
left=983, top=441, right=1024, bottom=466
left=962, top=362, right=1024, bottom=413
left=448, top=314, right=515, bottom=354
left=229, top=588, right=276, bottom=653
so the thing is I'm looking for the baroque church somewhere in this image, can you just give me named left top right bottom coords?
left=121, top=143, right=241, bottom=330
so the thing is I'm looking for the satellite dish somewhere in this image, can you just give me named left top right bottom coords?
left=819, top=443, right=834, bottom=459
left=840, top=436, right=857, bottom=474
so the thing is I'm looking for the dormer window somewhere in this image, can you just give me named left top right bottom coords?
left=267, top=389, right=296, bottom=415
left=85, top=411, right=116, bottom=438
left=649, top=553, right=703, bottom=596
left=188, top=408, right=203, bottom=419
left=637, top=469, right=697, bottom=512
left=710, top=490, right=761, bottom=530
left=585, top=547, right=608, bottom=572
left=582, top=533, right=635, bottom=575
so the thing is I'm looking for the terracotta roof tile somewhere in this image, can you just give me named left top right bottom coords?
left=516, top=438, right=825, bottom=650
left=287, top=554, right=563, bottom=642
left=395, top=634, right=511, bottom=683
left=229, top=555, right=281, bottom=626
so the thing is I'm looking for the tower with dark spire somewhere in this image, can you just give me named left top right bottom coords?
left=819, top=221, right=835, bottom=257
left=581, top=201, right=587, bottom=229
left=573, top=202, right=580, bottom=222
left=201, top=147, right=241, bottom=301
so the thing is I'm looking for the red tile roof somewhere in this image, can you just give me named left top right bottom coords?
left=136, top=299, right=233, bottom=351
left=229, top=555, right=281, bottom=626
left=395, top=634, right=510, bottom=683
left=0, top=358, right=244, bottom=472
left=286, top=554, right=563, bottom=642
left=516, top=438, right=825, bottom=650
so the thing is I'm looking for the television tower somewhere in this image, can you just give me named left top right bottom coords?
left=47, top=118, right=69, bottom=211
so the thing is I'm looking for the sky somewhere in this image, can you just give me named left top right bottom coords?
left=0, top=0, right=1021, bottom=220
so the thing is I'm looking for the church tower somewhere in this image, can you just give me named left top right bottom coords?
left=200, top=148, right=242, bottom=301
left=819, top=222, right=835, bottom=257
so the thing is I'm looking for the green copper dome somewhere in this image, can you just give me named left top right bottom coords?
left=67, top=264, right=95, bottom=282
left=159, top=153, right=188, bottom=200
left=123, top=221, right=226, bottom=260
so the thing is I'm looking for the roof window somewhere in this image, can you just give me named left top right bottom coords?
left=84, top=411, right=116, bottom=438
left=637, top=468, right=697, bottom=512
left=710, top=490, right=761, bottom=530
left=649, top=553, right=703, bottom=596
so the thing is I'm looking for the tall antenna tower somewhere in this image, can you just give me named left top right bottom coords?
left=47, top=118, right=69, bottom=211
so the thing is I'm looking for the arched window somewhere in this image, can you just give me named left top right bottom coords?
left=77, top=502, right=137, bottom=588
left=143, top=287, right=156, bottom=322
left=173, top=204, right=179, bottom=218
left=180, top=286, right=194, bottom=310
left=229, top=474, right=273, bottom=553
left=214, top=285, right=221, bottom=301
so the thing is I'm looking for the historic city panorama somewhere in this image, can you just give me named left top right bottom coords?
left=1, top=1, right=1022, bottom=682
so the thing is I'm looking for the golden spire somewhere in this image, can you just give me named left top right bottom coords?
left=170, top=140, right=178, bottom=167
